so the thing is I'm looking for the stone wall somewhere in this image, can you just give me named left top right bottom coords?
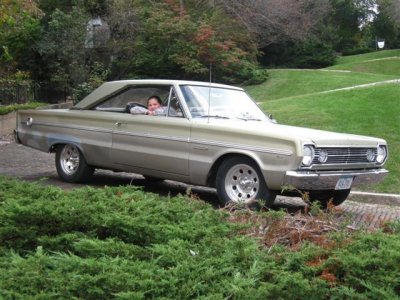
left=0, top=111, right=17, bottom=137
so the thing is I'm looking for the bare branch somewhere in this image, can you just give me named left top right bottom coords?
left=217, top=0, right=331, bottom=47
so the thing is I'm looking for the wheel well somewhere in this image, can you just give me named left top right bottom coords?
left=50, top=143, right=63, bottom=153
left=206, top=153, right=260, bottom=187
left=50, top=143, right=83, bottom=155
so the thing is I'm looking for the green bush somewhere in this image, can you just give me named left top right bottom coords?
left=260, top=39, right=336, bottom=69
left=0, top=176, right=399, bottom=298
left=0, top=102, right=46, bottom=115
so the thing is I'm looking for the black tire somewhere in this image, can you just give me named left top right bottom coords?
left=55, top=144, right=94, bottom=183
left=143, top=176, right=164, bottom=183
left=308, top=189, right=351, bottom=208
left=216, top=156, right=276, bottom=208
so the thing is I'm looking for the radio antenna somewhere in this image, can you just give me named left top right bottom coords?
left=209, top=62, right=212, bottom=83
left=207, top=62, right=212, bottom=123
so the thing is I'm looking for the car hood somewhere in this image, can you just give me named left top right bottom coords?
left=271, top=123, right=385, bottom=147
left=198, top=119, right=386, bottom=147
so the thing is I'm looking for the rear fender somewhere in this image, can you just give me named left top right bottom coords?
left=47, top=135, right=84, bottom=155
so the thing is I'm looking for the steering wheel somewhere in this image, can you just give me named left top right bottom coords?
left=126, top=102, right=147, bottom=113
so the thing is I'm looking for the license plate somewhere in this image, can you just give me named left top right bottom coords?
left=335, top=176, right=353, bottom=190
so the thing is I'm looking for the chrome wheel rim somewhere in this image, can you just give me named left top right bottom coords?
left=60, top=145, right=80, bottom=175
left=224, top=164, right=260, bottom=203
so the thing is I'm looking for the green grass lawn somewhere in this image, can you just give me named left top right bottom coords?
left=245, top=69, right=397, bottom=101
left=336, top=49, right=400, bottom=65
left=335, top=49, right=400, bottom=65
left=246, top=50, right=400, bottom=194
left=327, top=58, right=400, bottom=76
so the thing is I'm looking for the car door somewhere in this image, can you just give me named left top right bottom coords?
left=110, top=85, right=191, bottom=176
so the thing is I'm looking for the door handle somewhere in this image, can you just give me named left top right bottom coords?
left=115, top=121, right=128, bottom=128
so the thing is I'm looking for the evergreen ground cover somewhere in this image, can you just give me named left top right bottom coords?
left=0, top=176, right=399, bottom=299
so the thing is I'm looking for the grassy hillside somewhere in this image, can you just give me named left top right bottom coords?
left=246, top=50, right=400, bottom=194
left=327, top=49, right=400, bottom=76
left=335, top=49, right=400, bottom=65
left=245, top=70, right=397, bottom=101
left=327, top=58, right=400, bottom=76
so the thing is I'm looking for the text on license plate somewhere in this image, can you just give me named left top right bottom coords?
left=335, top=176, right=353, bottom=190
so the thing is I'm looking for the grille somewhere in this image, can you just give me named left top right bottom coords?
left=313, top=147, right=377, bottom=165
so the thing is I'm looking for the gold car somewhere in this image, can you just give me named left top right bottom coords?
left=15, top=80, right=388, bottom=207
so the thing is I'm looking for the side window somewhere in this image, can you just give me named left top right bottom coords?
left=93, top=86, right=170, bottom=111
left=167, top=88, right=184, bottom=118
left=92, top=84, right=186, bottom=118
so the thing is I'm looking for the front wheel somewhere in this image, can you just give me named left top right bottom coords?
left=308, top=189, right=351, bottom=208
left=55, top=144, right=94, bottom=183
left=216, top=156, right=276, bottom=208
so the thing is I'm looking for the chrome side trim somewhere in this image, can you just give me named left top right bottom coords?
left=113, top=130, right=189, bottom=143
left=25, top=121, right=190, bottom=143
left=25, top=121, right=113, bottom=134
left=191, top=138, right=293, bottom=156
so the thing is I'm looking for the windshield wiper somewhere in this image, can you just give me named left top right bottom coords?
left=198, top=115, right=230, bottom=119
left=236, top=117, right=262, bottom=121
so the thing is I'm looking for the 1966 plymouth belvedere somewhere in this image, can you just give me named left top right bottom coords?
left=15, top=80, right=388, bottom=207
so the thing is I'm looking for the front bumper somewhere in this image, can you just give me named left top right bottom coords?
left=284, top=169, right=388, bottom=190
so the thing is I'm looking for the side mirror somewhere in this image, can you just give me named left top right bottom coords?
left=268, top=114, right=277, bottom=124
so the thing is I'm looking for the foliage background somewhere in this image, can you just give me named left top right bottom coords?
left=1, top=0, right=400, bottom=102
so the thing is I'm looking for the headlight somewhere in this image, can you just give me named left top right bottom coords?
left=318, top=149, right=328, bottom=163
left=302, top=145, right=315, bottom=167
left=366, top=149, right=376, bottom=162
left=376, top=145, right=387, bottom=164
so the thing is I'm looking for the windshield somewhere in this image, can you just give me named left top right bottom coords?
left=180, top=85, right=269, bottom=121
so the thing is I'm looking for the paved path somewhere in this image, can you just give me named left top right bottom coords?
left=1, top=140, right=399, bottom=230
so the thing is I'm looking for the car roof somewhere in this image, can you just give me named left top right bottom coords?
left=74, top=79, right=244, bottom=109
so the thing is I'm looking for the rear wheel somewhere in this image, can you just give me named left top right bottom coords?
left=216, top=156, right=276, bottom=208
left=308, top=189, right=350, bottom=208
left=55, top=144, right=94, bottom=183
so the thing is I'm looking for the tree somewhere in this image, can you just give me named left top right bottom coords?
left=391, top=0, right=400, bottom=24
left=373, top=0, right=400, bottom=48
left=120, top=0, right=267, bottom=84
left=0, top=0, right=42, bottom=77
left=217, top=0, right=331, bottom=48
left=36, top=7, right=89, bottom=90
left=103, top=0, right=140, bottom=79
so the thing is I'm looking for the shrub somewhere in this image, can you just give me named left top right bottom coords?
left=0, top=102, right=46, bottom=115
left=1, top=176, right=400, bottom=298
